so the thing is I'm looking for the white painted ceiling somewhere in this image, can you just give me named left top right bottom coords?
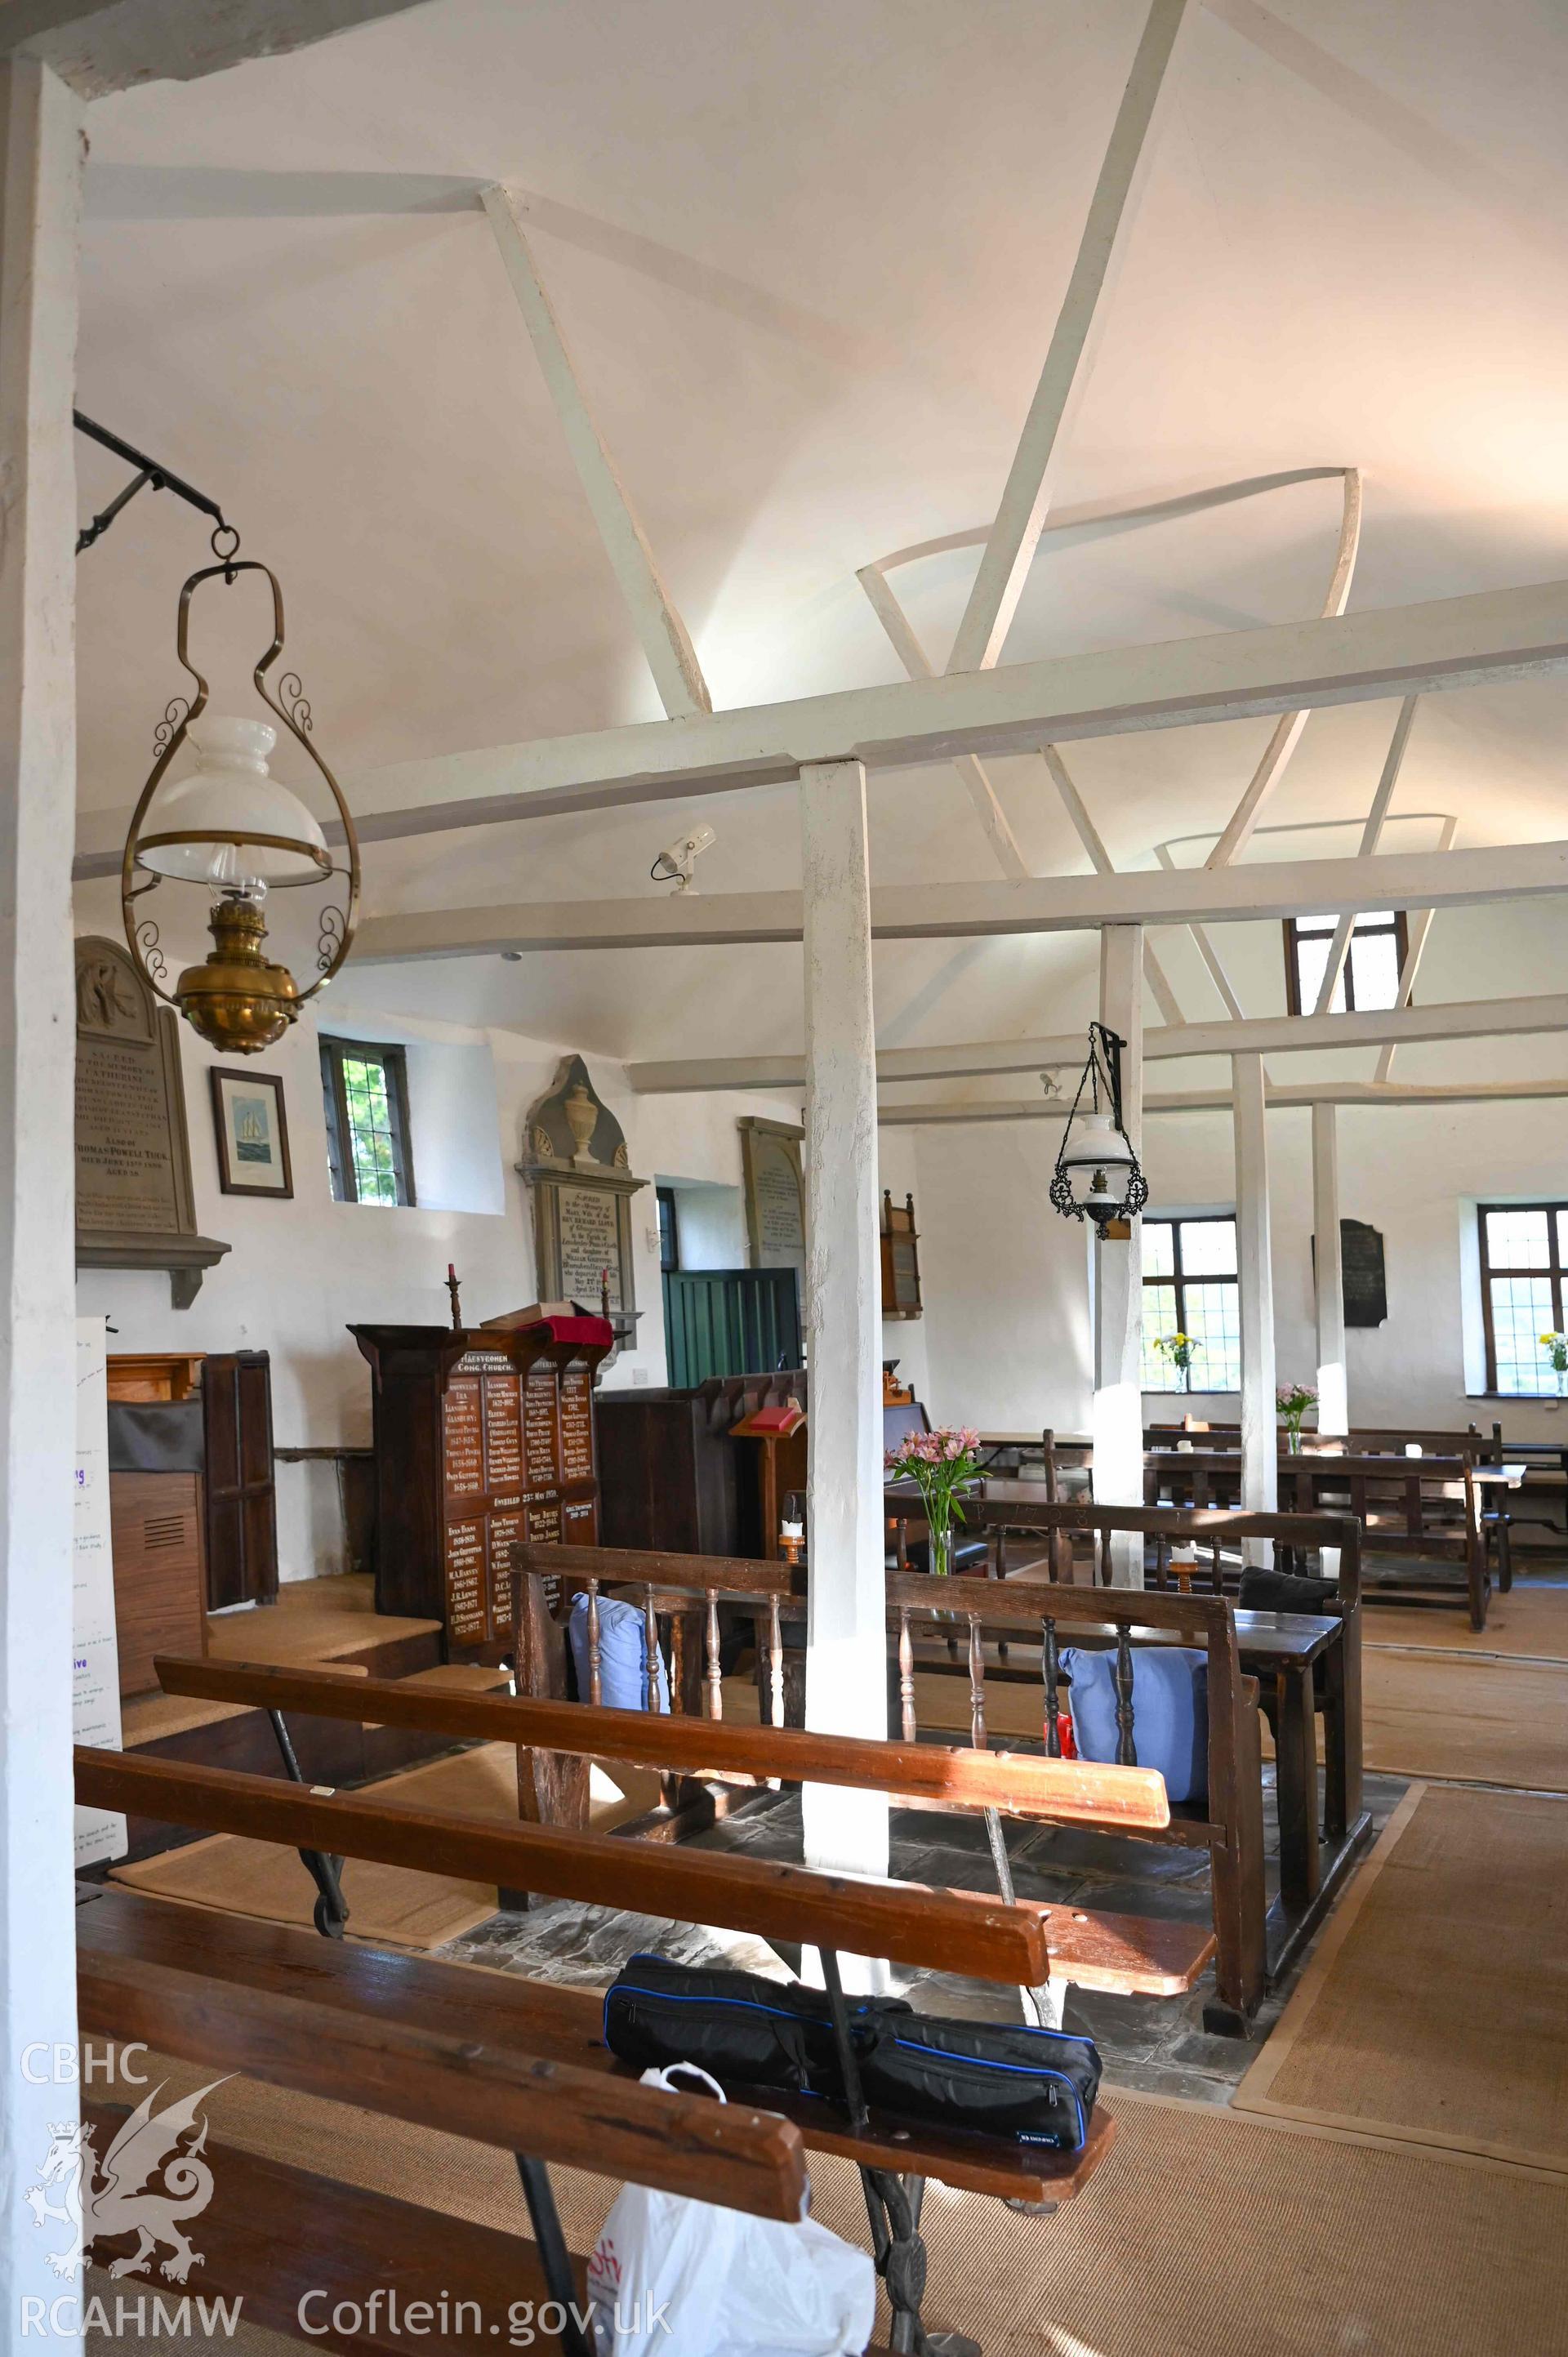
left=74, top=0, right=1568, bottom=1074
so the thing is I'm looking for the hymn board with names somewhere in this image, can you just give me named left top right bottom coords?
left=352, top=1314, right=612, bottom=1657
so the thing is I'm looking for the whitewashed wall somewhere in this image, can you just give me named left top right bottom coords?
left=904, top=1093, right=1568, bottom=1443
left=74, top=977, right=788, bottom=1580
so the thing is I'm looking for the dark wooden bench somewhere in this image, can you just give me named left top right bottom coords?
left=153, top=1653, right=1212, bottom=2003
left=77, top=1744, right=1116, bottom=2354
left=503, top=1543, right=1263, bottom=2032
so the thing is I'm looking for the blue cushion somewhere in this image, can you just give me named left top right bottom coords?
left=1061, top=1646, right=1208, bottom=1805
left=568, top=1593, right=670, bottom=1713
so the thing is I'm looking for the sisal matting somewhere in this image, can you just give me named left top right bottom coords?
left=1237, top=1782, right=1568, bottom=2170
left=1361, top=1646, right=1568, bottom=1789
left=94, top=2043, right=1568, bottom=2357
left=1365, top=1579, right=1568, bottom=1663
left=109, top=1743, right=662, bottom=1949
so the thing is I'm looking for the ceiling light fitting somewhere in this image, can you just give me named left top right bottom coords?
left=121, top=558, right=359, bottom=1056
left=1049, top=1022, right=1148, bottom=1236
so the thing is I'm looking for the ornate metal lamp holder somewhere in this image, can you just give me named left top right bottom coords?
left=1049, top=1021, right=1148, bottom=1236
left=121, top=549, right=359, bottom=1055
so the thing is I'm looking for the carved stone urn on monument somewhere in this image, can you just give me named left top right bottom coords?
left=517, top=1056, right=646, bottom=1362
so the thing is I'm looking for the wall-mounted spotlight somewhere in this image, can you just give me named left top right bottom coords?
left=650, top=824, right=716, bottom=893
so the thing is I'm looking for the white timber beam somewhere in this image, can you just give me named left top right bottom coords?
left=1312, top=695, right=1419, bottom=1014
left=481, top=185, right=710, bottom=720
left=1093, top=928, right=1145, bottom=1586
left=625, top=988, right=1568, bottom=1094
left=71, top=577, right=1568, bottom=872
left=350, top=840, right=1568, bottom=971
left=1, top=0, right=434, bottom=95
left=949, top=0, right=1192, bottom=674
left=1154, top=839, right=1245, bottom=1017
left=1312, top=1104, right=1348, bottom=1438
left=856, top=559, right=1028, bottom=878
left=1206, top=470, right=1364, bottom=870
left=1232, top=1054, right=1279, bottom=1550
left=798, top=759, right=888, bottom=1885
left=1038, top=743, right=1184, bottom=1019
left=876, top=1076, right=1568, bottom=1124
left=1377, top=814, right=1458, bottom=1080
left=1, top=52, right=84, bottom=2334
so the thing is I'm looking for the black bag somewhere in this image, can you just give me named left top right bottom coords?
left=603, top=1956, right=1099, bottom=2150
left=603, top=1954, right=911, bottom=2097
left=1237, top=1566, right=1336, bottom=1613
left=856, top=2012, right=1100, bottom=2152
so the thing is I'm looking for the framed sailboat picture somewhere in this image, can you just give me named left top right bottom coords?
left=210, top=1067, right=293, bottom=1199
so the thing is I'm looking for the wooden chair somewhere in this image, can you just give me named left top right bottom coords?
left=78, top=1742, right=1116, bottom=2354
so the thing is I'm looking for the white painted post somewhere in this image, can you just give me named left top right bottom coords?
left=1092, top=925, right=1145, bottom=1586
left=1312, top=1104, right=1348, bottom=1437
left=1233, top=1054, right=1278, bottom=1558
left=799, top=759, right=889, bottom=1880
left=0, top=53, right=85, bottom=2337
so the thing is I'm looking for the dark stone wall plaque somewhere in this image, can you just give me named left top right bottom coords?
left=74, top=937, right=229, bottom=1308
left=518, top=1056, right=645, bottom=1359
left=1313, top=1216, right=1388, bottom=1329
left=1339, top=1219, right=1388, bottom=1328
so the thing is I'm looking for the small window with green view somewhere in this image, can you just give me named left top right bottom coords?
left=320, top=1037, right=416, bottom=1207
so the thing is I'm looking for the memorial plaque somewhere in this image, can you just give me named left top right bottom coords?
left=523, top=1366, right=561, bottom=1488
left=526, top=1495, right=563, bottom=1544
left=560, top=1368, right=595, bottom=1482
left=354, top=1317, right=613, bottom=1662
left=488, top=1505, right=524, bottom=1624
left=442, top=1378, right=484, bottom=1496
left=519, top=1055, right=645, bottom=1358
left=556, top=1183, right=623, bottom=1307
left=483, top=1375, right=523, bottom=1488
left=74, top=937, right=228, bottom=1308
left=444, top=1515, right=488, bottom=1646
left=739, top=1117, right=806, bottom=1273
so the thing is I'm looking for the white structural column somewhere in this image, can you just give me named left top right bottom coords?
left=799, top=760, right=889, bottom=1879
left=1092, top=926, right=1145, bottom=1586
left=0, top=55, right=84, bottom=2335
left=481, top=184, right=711, bottom=720
left=1312, top=1105, right=1349, bottom=1437
left=1232, top=1054, right=1279, bottom=1553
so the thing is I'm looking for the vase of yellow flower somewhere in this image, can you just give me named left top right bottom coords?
left=1541, top=1333, right=1568, bottom=1397
left=1152, top=1331, right=1202, bottom=1383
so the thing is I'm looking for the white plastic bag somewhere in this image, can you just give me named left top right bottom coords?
left=586, top=2065, right=875, bottom=2357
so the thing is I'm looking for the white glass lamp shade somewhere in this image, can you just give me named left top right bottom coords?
left=137, top=716, right=327, bottom=891
left=1058, top=1112, right=1134, bottom=1178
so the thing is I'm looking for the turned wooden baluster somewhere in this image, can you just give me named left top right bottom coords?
left=705, top=1588, right=723, bottom=1722
left=1209, top=1538, right=1223, bottom=1595
left=898, top=1607, right=916, bottom=1742
left=1113, top=1623, right=1138, bottom=1766
left=768, top=1594, right=785, bottom=1730
left=586, top=1580, right=603, bottom=1707
left=643, top=1586, right=660, bottom=1713
left=1152, top=1533, right=1170, bottom=1592
left=1042, top=1615, right=1061, bottom=1758
left=670, top=1611, right=687, bottom=1715
left=968, top=1612, right=987, bottom=1750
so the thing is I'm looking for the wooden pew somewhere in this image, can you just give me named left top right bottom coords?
left=76, top=1748, right=1116, bottom=2352
left=504, top=1544, right=1264, bottom=2033
left=152, top=1655, right=1213, bottom=2000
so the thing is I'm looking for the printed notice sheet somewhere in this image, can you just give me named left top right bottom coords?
left=75, top=1316, right=127, bottom=1865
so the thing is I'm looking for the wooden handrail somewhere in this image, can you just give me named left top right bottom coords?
left=78, top=1940, right=807, bottom=2219
left=152, top=1656, right=1171, bottom=1830
left=74, top=1747, right=1050, bottom=1985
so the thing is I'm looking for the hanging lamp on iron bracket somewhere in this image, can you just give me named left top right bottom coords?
left=1049, top=1021, right=1148, bottom=1236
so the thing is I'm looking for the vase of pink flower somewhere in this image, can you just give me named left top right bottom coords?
left=884, top=1425, right=982, bottom=1576
left=1276, top=1381, right=1318, bottom=1453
